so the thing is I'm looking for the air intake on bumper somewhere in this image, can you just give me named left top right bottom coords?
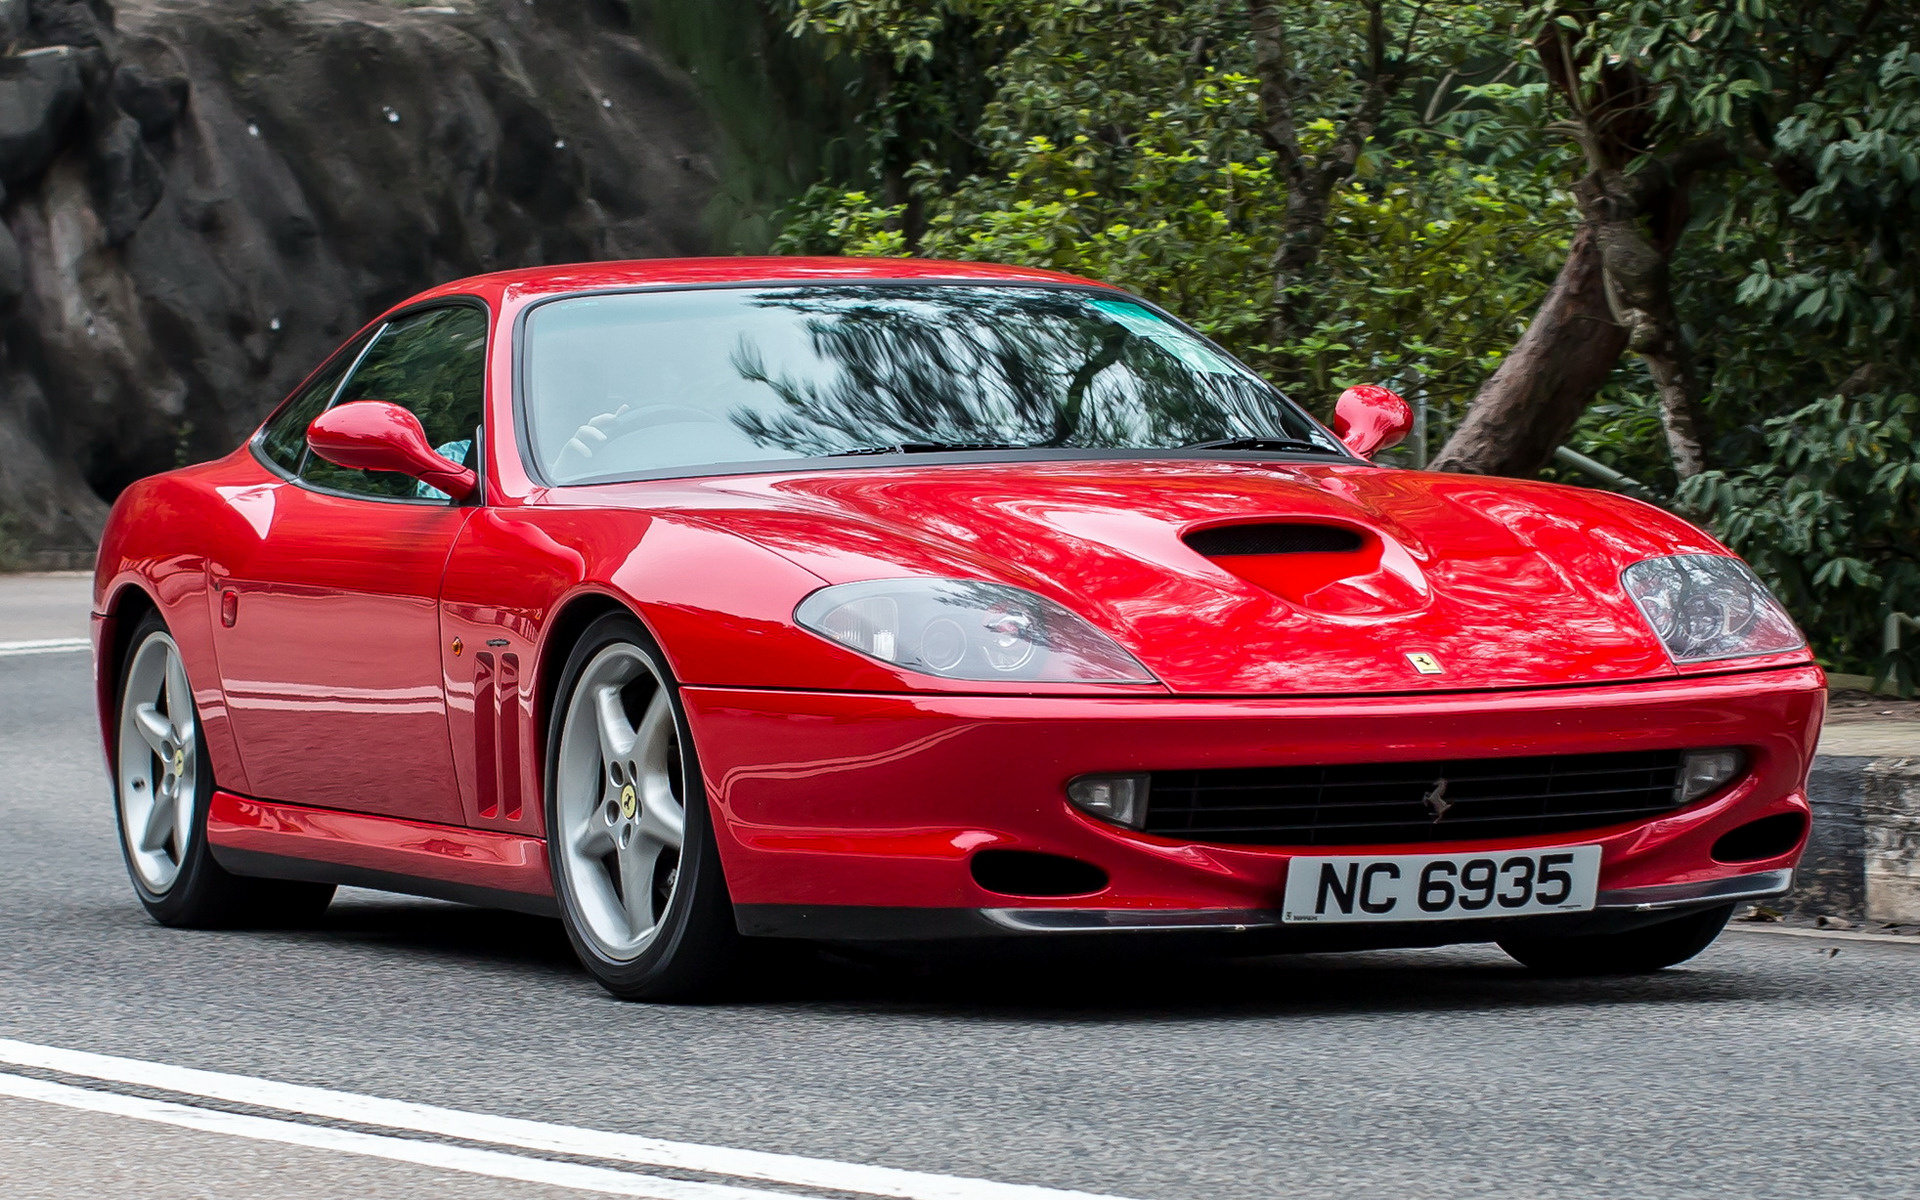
left=1139, top=749, right=1698, bottom=847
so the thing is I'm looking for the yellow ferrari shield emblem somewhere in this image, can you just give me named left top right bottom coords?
left=1405, top=651, right=1444, bottom=676
left=173, top=748, right=186, bottom=775
left=619, top=783, right=638, bottom=821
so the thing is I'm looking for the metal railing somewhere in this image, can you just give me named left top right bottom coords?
left=1550, top=447, right=1665, bottom=504
left=1887, top=613, right=1920, bottom=657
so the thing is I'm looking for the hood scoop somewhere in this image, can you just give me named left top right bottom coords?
left=1183, top=523, right=1364, bottom=557
left=1183, top=521, right=1428, bottom=613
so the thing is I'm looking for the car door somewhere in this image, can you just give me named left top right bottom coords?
left=212, top=302, right=489, bottom=825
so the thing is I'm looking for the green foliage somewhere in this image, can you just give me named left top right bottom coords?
left=788, top=0, right=976, bottom=62
left=1550, top=22, right=1920, bottom=677
left=786, top=0, right=1015, bottom=231
left=1682, top=393, right=1920, bottom=693
left=1409, top=1, right=1920, bottom=675
left=1290, top=152, right=1571, bottom=414
left=778, top=0, right=1567, bottom=438
left=771, top=0, right=1920, bottom=674
left=780, top=62, right=1287, bottom=345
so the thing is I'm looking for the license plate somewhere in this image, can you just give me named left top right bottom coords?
left=1280, top=846, right=1602, bottom=924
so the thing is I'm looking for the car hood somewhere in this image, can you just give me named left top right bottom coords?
left=597, top=459, right=1733, bottom=695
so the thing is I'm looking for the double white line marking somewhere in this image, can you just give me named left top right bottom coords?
left=0, top=1039, right=1136, bottom=1200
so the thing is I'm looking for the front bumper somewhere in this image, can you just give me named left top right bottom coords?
left=682, top=665, right=1823, bottom=942
left=982, top=866, right=1798, bottom=932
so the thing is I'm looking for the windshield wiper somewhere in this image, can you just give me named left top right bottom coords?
left=836, top=441, right=1033, bottom=456
left=1181, top=436, right=1337, bottom=454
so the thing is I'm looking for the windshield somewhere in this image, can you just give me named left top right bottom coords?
left=522, top=284, right=1346, bottom=483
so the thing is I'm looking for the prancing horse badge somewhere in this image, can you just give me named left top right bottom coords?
left=1405, top=651, right=1444, bottom=675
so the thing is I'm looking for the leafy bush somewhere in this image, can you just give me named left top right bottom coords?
left=768, top=1, right=1920, bottom=678
left=774, top=0, right=1569, bottom=437
left=1682, top=392, right=1920, bottom=692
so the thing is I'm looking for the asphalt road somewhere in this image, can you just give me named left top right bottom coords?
left=3, top=577, right=1919, bottom=1199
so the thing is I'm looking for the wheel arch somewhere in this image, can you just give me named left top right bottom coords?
left=534, top=591, right=653, bottom=773
left=94, top=582, right=160, bottom=777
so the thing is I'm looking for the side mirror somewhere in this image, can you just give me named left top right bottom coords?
left=306, top=401, right=477, bottom=501
left=1333, top=385, right=1413, bottom=460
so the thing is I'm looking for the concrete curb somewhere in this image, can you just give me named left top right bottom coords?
left=1789, top=749, right=1920, bottom=924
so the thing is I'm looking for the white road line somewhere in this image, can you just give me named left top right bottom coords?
left=0, top=1071, right=786, bottom=1200
left=0, top=1040, right=1138, bottom=1200
left=0, top=637, right=90, bottom=658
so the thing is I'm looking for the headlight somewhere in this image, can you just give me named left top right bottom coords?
left=795, top=579, right=1158, bottom=684
left=1621, top=554, right=1804, bottom=663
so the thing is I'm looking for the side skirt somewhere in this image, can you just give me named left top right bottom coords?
left=206, top=791, right=557, bottom=918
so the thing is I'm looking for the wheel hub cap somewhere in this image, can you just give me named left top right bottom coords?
left=554, top=643, right=688, bottom=962
left=116, top=632, right=198, bottom=894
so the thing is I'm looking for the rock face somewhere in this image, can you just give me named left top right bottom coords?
left=0, top=0, right=718, bottom=556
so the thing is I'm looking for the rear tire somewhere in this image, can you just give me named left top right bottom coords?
left=1498, top=903, right=1735, bottom=976
left=114, top=611, right=335, bottom=928
left=544, top=612, right=740, bottom=1001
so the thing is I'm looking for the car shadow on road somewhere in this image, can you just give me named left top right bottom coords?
left=288, top=896, right=1819, bottom=1021
left=299, top=896, right=581, bottom=970
left=771, top=942, right=1819, bottom=1020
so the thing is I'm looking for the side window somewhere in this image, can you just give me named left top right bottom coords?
left=302, top=305, right=488, bottom=500
left=256, top=334, right=371, bottom=475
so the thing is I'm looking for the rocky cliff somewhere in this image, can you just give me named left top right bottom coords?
left=0, top=0, right=718, bottom=560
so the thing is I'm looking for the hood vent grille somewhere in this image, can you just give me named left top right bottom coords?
left=1184, top=524, right=1363, bottom=557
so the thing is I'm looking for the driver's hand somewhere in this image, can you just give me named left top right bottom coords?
left=561, top=406, right=631, bottom=463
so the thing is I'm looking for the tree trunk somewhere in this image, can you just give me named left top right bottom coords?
left=1431, top=224, right=1630, bottom=476
left=1578, top=170, right=1713, bottom=479
left=1249, top=0, right=1394, bottom=348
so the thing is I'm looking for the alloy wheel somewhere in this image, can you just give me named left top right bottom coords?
left=554, top=643, right=688, bottom=962
left=117, top=632, right=199, bottom=894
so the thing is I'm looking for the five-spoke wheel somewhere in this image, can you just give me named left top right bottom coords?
left=117, top=629, right=198, bottom=894
left=113, top=611, right=335, bottom=926
left=546, top=613, right=738, bottom=1000
left=555, top=641, right=688, bottom=960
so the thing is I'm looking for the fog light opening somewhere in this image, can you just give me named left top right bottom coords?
left=1677, top=748, right=1747, bottom=804
left=1067, top=773, right=1150, bottom=829
left=970, top=850, right=1110, bottom=898
left=1711, top=812, right=1808, bottom=864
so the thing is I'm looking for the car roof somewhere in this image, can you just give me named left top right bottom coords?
left=411, top=257, right=1119, bottom=305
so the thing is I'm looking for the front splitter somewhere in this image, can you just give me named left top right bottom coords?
left=735, top=868, right=1791, bottom=943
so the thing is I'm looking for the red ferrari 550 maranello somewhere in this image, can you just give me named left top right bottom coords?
left=93, top=257, right=1823, bottom=999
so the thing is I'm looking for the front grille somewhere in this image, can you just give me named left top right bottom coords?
left=1145, top=749, right=1686, bottom=847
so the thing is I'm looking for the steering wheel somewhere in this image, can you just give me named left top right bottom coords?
left=554, top=404, right=726, bottom=472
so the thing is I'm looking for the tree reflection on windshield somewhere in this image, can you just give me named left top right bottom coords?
left=522, top=283, right=1340, bottom=482
left=726, top=286, right=1332, bottom=457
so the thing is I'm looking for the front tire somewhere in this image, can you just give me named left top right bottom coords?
left=1498, top=903, right=1735, bottom=976
left=545, top=613, right=740, bottom=1001
left=114, top=611, right=334, bottom=927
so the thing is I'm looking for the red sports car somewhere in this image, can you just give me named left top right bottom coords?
left=93, top=258, right=1823, bottom=1000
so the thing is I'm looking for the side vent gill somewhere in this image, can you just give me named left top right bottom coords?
left=475, top=653, right=497, bottom=818
left=1183, top=523, right=1364, bottom=557
left=474, top=651, right=524, bottom=821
